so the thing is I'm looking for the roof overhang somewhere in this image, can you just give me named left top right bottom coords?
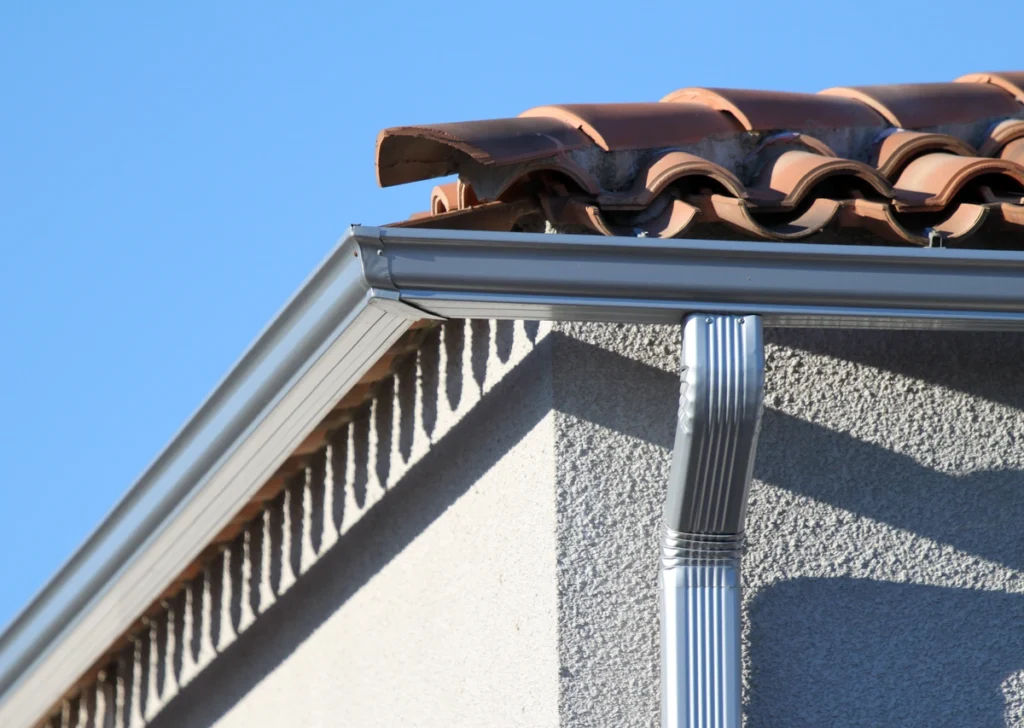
left=3, top=226, right=1024, bottom=726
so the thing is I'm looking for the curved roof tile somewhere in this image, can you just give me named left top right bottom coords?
left=691, top=193, right=840, bottom=241
left=753, top=151, right=893, bottom=208
left=956, top=71, right=1024, bottom=103
left=892, top=153, right=1024, bottom=210
left=376, top=117, right=593, bottom=186
left=660, top=87, right=885, bottom=130
left=598, top=151, right=746, bottom=209
left=519, top=103, right=741, bottom=151
left=980, top=119, right=1024, bottom=156
left=838, top=199, right=989, bottom=246
left=430, top=182, right=460, bottom=215
left=819, top=82, right=1020, bottom=128
left=872, top=130, right=976, bottom=180
left=381, top=72, right=1024, bottom=249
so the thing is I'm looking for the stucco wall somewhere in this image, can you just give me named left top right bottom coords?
left=553, top=322, right=1024, bottom=728
left=143, top=320, right=560, bottom=728
left=140, top=320, right=1024, bottom=728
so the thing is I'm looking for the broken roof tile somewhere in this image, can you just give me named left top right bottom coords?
left=376, top=117, right=594, bottom=186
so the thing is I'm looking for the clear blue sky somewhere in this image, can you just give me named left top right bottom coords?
left=0, top=1, right=1019, bottom=629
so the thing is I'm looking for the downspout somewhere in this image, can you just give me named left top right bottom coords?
left=660, top=313, right=765, bottom=728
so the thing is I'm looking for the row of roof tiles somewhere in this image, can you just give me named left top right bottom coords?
left=377, top=72, right=1024, bottom=247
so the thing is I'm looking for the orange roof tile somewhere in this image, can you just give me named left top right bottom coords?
left=379, top=72, right=1024, bottom=249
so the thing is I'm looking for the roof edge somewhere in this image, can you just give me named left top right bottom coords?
left=0, top=229, right=423, bottom=728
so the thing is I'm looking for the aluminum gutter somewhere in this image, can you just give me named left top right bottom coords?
left=364, top=226, right=1024, bottom=330
left=3, top=225, right=1024, bottom=727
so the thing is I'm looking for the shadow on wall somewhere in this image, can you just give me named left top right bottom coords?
left=145, top=323, right=553, bottom=728
left=768, top=328, right=1024, bottom=412
left=748, top=578, right=1024, bottom=728
left=552, top=328, right=1024, bottom=726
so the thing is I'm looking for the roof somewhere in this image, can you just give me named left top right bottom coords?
left=6, top=72, right=1024, bottom=728
left=378, top=72, right=1024, bottom=249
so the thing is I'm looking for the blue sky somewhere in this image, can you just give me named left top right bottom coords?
left=0, top=1, right=1020, bottom=629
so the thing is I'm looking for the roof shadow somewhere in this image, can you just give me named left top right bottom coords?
left=553, top=331, right=1024, bottom=573
left=145, top=336, right=553, bottom=728
left=766, top=328, right=1024, bottom=412
left=747, top=577, right=1024, bottom=727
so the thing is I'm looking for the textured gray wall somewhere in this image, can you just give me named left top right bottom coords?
left=141, top=320, right=561, bottom=728
left=552, top=322, right=1024, bottom=728
left=135, top=320, right=1024, bottom=728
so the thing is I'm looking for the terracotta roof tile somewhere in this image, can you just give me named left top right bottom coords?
left=752, top=150, right=893, bottom=208
left=891, top=153, right=1024, bottom=210
left=819, top=82, right=1021, bottom=128
left=871, top=130, right=976, bottom=180
left=1001, top=138, right=1024, bottom=167
left=378, top=71, right=1024, bottom=249
left=957, top=72, right=1024, bottom=103
left=431, top=181, right=460, bottom=214
left=520, top=103, right=741, bottom=150
left=661, top=87, right=885, bottom=130
left=376, top=117, right=593, bottom=186
left=982, top=119, right=1024, bottom=156
left=690, top=193, right=840, bottom=241
left=597, top=151, right=745, bottom=209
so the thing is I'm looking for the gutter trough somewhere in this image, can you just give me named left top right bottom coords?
left=2, top=225, right=1024, bottom=727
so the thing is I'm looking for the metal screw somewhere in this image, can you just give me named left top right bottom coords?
left=705, top=317, right=713, bottom=324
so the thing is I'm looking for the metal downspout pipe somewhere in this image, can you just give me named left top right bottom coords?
left=660, top=314, right=765, bottom=728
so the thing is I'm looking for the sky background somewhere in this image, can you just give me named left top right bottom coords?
left=0, top=1, right=1020, bottom=629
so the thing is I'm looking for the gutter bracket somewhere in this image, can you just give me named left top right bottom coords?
left=660, top=313, right=765, bottom=728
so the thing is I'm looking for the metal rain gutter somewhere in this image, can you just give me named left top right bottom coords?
left=3, top=224, right=1024, bottom=727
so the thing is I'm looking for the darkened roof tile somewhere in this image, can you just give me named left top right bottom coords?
left=661, top=87, right=885, bottom=130
left=519, top=103, right=741, bottom=150
left=819, top=82, right=1021, bottom=128
left=957, top=71, right=1024, bottom=103
left=376, top=117, right=594, bottom=186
